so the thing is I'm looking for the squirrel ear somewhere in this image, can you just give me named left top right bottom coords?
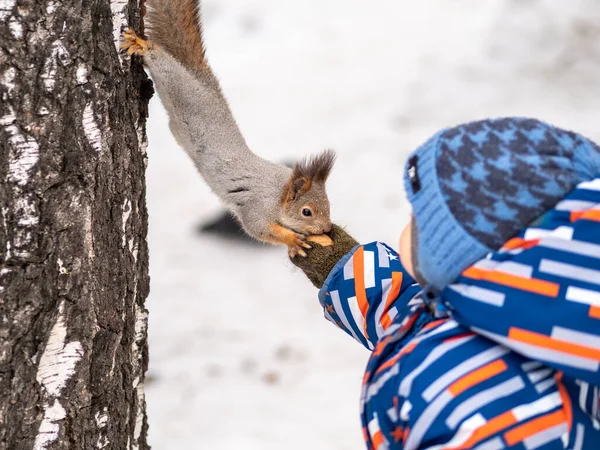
left=285, top=176, right=312, bottom=203
left=312, top=149, right=336, bottom=182
left=292, top=149, right=336, bottom=185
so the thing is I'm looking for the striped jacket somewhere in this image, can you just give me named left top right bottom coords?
left=319, top=179, right=600, bottom=449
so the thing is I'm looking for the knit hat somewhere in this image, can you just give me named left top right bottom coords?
left=404, top=117, right=600, bottom=290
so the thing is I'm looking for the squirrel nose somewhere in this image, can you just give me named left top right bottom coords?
left=323, top=222, right=333, bottom=233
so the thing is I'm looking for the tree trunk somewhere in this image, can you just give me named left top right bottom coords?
left=0, top=0, right=153, bottom=449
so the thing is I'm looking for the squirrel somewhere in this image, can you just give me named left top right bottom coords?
left=120, top=0, right=335, bottom=257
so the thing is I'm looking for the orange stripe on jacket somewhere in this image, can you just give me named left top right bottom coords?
left=375, top=341, right=418, bottom=375
left=555, top=372, right=572, bottom=432
left=353, top=247, right=370, bottom=339
left=462, top=267, right=559, bottom=297
left=422, top=318, right=448, bottom=332
left=373, top=336, right=391, bottom=357
left=402, top=310, right=421, bottom=332
left=448, top=359, right=508, bottom=396
left=449, top=411, right=517, bottom=449
left=502, top=237, right=540, bottom=251
left=371, top=430, right=385, bottom=449
left=571, top=209, right=600, bottom=223
left=589, top=305, right=600, bottom=319
left=375, top=353, right=402, bottom=375
left=570, top=211, right=584, bottom=222
left=380, top=271, right=403, bottom=331
left=503, top=410, right=566, bottom=446
left=509, top=327, right=600, bottom=361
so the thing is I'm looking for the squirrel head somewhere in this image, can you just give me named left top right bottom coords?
left=280, top=149, right=336, bottom=236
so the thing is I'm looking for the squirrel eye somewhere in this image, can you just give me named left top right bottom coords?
left=302, top=208, right=313, bottom=217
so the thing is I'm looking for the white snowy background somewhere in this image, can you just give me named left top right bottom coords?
left=144, top=0, right=600, bottom=448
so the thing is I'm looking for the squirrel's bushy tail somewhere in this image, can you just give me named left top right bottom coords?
left=145, top=0, right=208, bottom=74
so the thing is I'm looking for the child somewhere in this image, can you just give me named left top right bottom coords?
left=291, top=118, right=600, bottom=449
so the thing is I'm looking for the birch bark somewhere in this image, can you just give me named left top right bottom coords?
left=0, top=1, right=152, bottom=448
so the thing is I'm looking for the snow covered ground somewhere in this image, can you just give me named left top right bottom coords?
left=144, top=1, right=600, bottom=448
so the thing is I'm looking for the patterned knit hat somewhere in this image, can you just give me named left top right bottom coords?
left=404, top=117, right=600, bottom=290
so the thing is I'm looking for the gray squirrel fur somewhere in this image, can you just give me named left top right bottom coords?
left=121, top=0, right=335, bottom=255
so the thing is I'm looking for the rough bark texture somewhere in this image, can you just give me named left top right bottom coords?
left=0, top=0, right=153, bottom=449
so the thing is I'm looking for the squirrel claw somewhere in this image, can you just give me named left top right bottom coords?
left=289, top=246, right=308, bottom=258
left=120, top=28, right=150, bottom=56
left=288, top=235, right=311, bottom=258
left=299, top=240, right=312, bottom=249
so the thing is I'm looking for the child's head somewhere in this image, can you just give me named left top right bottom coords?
left=399, top=118, right=600, bottom=290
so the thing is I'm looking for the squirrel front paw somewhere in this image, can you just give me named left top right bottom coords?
left=266, top=223, right=312, bottom=257
left=287, top=233, right=312, bottom=258
left=120, top=28, right=150, bottom=56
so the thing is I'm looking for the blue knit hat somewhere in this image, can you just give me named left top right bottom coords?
left=404, top=117, right=600, bottom=290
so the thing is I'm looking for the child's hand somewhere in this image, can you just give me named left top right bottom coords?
left=290, top=224, right=358, bottom=288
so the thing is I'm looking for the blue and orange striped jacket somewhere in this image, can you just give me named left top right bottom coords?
left=319, top=178, right=600, bottom=449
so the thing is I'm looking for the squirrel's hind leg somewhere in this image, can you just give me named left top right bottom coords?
left=120, top=28, right=151, bottom=56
